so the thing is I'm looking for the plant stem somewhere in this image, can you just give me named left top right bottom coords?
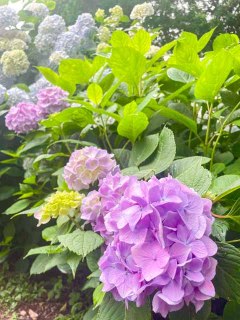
left=227, top=239, right=240, bottom=244
left=205, top=102, right=213, bottom=154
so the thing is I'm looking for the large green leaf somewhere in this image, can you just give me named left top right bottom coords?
left=59, top=59, right=95, bottom=84
left=213, top=34, right=239, bottom=51
left=223, top=301, right=240, bottom=320
left=58, top=230, right=103, bottom=258
left=132, top=29, right=151, bottom=54
left=109, top=47, right=146, bottom=92
left=170, top=301, right=211, bottom=320
left=175, top=159, right=212, bottom=195
left=96, top=294, right=151, bottom=320
left=129, top=133, right=159, bottom=166
left=169, top=156, right=210, bottom=177
left=195, top=49, right=233, bottom=101
left=214, top=242, right=240, bottom=301
left=209, top=175, right=240, bottom=200
left=141, top=127, right=176, bottom=174
left=25, top=245, right=63, bottom=257
left=30, top=253, right=67, bottom=275
left=167, top=68, right=195, bottom=83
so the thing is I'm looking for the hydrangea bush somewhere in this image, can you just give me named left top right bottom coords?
left=2, top=1, right=240, bottom=319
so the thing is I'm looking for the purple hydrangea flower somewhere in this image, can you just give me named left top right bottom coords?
left=37, top=86, right=69, bottom=116
left=63, top=147, right=118, bottom=191
left=88, top=175, right=217, bottom=318
left=5, top=102, right=42, bottom=134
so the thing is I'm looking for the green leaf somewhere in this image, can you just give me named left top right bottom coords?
left=111, top=30, right=132, bottom=48
left=132, top=29, right=151, bottom=54
left=168, top=42, right=202, bottom=77
left=211, top=220, right=229, bottom=242
left=30, top=253, right=67, bottom=275
left=59, top=59, right=94, bottom=85
left=167, top=68, right=195, bottom=83
left=5, top=199, right=31, bottom=215
left=42, top=226, right=59, bottom=242
left=18, top=134, right=50, bottom=154
left=87, top=83, right=103, bottom=105
left=0, top=186, right=16, bottom=201
left=213, top=34, right=239, bottom=51
left=41, top=107, right=94, bottom=133
left=197, top=28, right=216, bottom=52
left=66, top=252, right=81, bottom=278
left=154, top=105, right=197, bottom=134
left=170, top=301, right=211, bottom=320
left=223, top=301, right=240, bottom=320
left=175, top=159, right=212, bottom=195
left=147, top=40, right=176, bottom=67
left=25, top=245, right=62, bottom=257
left=129, top=133, right=159, bottom=166
left=33, top=153, right=67, bottom=164
left=96, top=294, right=151, bottom=320
left=209, top=175, right=240, bottom=200
left=169, top=156, right=210, bottom=177
left=58, top=230, right=104, bottom=258
left=195, top=49, right=233, bottom=101
left=93, top=284, right=105, bottom=308
left=117, top=103, right=149, bottom=143
left=141, top=127, right=176, bottom=174
left=214, top=242, right=240, bottom=301
left=109, top=47, right=146, bottom=92
left=37, top=66, right=59, bottom=85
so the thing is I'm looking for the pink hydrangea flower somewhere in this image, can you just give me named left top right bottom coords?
left=37, top=86, right=69, bottom=115
left=63, top=146, right=118, bottom=191
left=5, top=102, right=42, bottom=134
left=82, top=173, right=217, bottom=318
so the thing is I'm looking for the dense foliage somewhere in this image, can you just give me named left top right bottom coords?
left=1, top=0, right=240, bottom=319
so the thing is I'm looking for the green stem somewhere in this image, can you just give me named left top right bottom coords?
left=159, top=81, right=195, bottom=106
left=100, top=115, right=113, bottom=153
left=205, top=102, right=213, bottom=154
left=227, top=239, right=240, bottom=244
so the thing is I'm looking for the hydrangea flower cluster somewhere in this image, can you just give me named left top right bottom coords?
left=0, top=84, right=6, bottom=104
left=34, top=191, right=84, bottom=226
left=130, top=2, right=155, bottom=20
left=34, top=14, right=66, bottom=54
left=5, top=86, right=69, bottom=134
left=63, top=146, right=118, bottom=191
left=5, top=102, right=41, bottom=134
left=0, top=6, right=19, bottom=30
left=36, top=86, right=69, bottom=116
left=81, top=173, right=217, bottom=317
left=25, top=3, right=49, bottom=20
left=6, top=87, right=30, bottom=107
left=0, top=50, right=30, bottom=77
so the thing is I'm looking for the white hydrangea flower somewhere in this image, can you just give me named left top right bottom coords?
left=1, top=50, right=30, bottom=77
left=25, top=3, right=49, bottom=19
left=49, top=50, right=69, bottom=67
left=146, top=45, right=160, bottom=58
left=98, top=26, right=111, bottom=43
left=0, top=6, right=19, bottom=30
left=0, top=84, right=6, bottom=104
left=6, top=87, right=30, bottom=107
left=130, top=2, right=154, bottom=20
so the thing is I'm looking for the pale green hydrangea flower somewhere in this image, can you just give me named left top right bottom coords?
left=95, top=8, right=105, bottom=20
left=1, top=50, right=30, bottom=77
left=7, top=39, right=27, bottom=51
left=98, top=26, right=111, bottom=43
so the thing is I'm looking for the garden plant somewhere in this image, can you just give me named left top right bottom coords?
left=1, top=1, right=240, bottom=319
